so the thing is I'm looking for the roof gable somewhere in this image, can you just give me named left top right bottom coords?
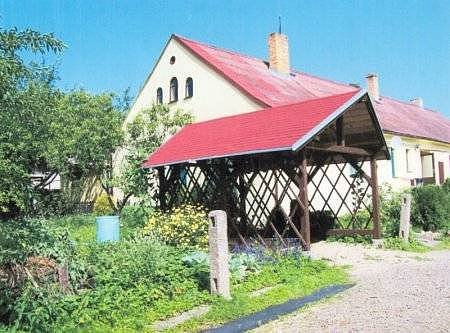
left=144, top=90, right=388, bottom=168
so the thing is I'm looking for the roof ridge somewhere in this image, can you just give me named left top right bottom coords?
left=173, top=34, right=267, bottom=63
left=187, top=90, right=360, bottom=128
left=380, top=95, right=444, bottom=115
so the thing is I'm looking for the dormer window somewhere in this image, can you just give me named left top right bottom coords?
left=156, top=87, right=163, bottom=104
left=185, top=77, right=193, bottom=98
left=169, top=77, right=178, bottom=102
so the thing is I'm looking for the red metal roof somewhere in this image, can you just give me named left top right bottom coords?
left=144, top=91, right=362, bottom=167
left=175, top=35, right=450, bottom=144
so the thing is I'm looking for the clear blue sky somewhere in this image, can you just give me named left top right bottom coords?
left=1, top=0, right=449, bottom=116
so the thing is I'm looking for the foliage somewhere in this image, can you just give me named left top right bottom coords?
left=380, top=186, right=403, bottom=237
left=338, top=209, right=371, bottom=230
left=0, top=27, right=64, bottom=216
left=112, top=104, right=193, bottom=208
left=120, top=204, right=153, bottom=229
left=327, top=234, right=373, bottom=245
left=172, top=257, right=348, bottom=332
left=142, top=204, right=209, bottom=249
left=433, top=235, right=450, bottom=250
left=411, top=184, right=450, bottom=232
left=92, top=194, right=115, bottom=216
left=382, top=237, right=430, bottom=253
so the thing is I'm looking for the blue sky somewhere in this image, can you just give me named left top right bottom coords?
left=1, top=1, right=449, bottom=116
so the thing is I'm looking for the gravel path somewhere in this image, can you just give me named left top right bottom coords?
left=253, top=241, right=450, bottom=333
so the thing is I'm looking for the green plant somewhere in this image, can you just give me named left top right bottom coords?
left=338, top=209, right=371, bottom=230
left=327, top=234, right=373, bottom=245
left=92, top=193, right=115, bottom=216
left=120, top=204, right=152, bottom=228
left=142, top=204, right=209, bottom=249
left=411, top=184, right=450, bottom=232
left=380, top=186, right=404, bottom=237
left=382, top=237, right=430, bottom=253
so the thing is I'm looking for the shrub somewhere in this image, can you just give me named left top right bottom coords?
left=338, top=209, right=371, bottom=230
left=120, top=204, right=152, bottom=228
left=380, top=187, right=403, bottom=237
left=382, top=237, right=430, bottom=253
left=92, top=193, right=114, bottom=216
left=142, top=204, right=209, bottom=249
left=411, top=184, right=450, bottom=232
left=327, top=234, right=373, bottom=245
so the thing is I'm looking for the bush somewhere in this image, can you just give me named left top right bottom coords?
left=338, top=209, right=371, bottom=230
left=383, top=237, right=430, bottom=253
left=92, top=193, right=114, bottom=216
left=380, top=187, right=403, bottom=237
left=142, top=204, right=209, bottom=249
left=411, top=184, right=450, bottom=232
left=120, top=204, right=152, bottom=228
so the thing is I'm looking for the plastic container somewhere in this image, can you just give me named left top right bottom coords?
left=96, top=215, right=120, bottom=242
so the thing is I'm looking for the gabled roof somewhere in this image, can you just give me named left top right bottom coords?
left=174, top=34, right=450, bottom=144
left=144, top=90, right=371, bottom=168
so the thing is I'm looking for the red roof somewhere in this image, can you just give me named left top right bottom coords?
left=144, top=91, right=362, bottom=167
left=175, top=35, right=450, bottom=144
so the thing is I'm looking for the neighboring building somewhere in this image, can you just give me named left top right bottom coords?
left=126, top=33, right=450, bottom=190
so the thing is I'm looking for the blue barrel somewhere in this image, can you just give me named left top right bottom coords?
left=96, top=215, right=120, bottom=242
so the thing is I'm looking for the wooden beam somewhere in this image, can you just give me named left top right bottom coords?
left=336, top=116, right=345, bottom=146
left=299, top=150, right=311, bottom=251
left=370, top=158, right=381, bottom=239
left=157, top=167, right=166, bottom=211
left=327, top=229, right=374, bottom=236
left=307, top=145, right=370, bottom=156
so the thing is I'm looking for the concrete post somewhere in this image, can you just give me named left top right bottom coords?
left=208, top=210, right=231, bottom=299
left=399, top=194, right=412, bottom=241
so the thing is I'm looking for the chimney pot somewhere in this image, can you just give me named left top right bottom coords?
left=410, top=97, right=423, bottom=108
left=268, top=32, right=290, bottom=74
left=366, top=73, right=380, bottom=101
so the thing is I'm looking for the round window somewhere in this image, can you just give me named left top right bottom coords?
left=170, top=56, right=176, bottom=65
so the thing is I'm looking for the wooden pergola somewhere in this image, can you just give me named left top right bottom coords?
left=144, top=90, right=389, bottom=250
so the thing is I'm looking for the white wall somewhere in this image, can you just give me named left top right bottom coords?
left=125, top=37, right=261, bottom=126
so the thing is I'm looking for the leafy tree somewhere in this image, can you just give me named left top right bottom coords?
left=0, top=27, right=65, bottom=216
left=110, top=104, right=193, bottom=211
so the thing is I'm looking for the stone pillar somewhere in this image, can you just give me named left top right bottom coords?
left=208, top=210, right=230, bottom=299
left=399, top=194, right=412, bottom=241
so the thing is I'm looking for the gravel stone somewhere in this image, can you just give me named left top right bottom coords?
left=253, top=241, right=450, bottom=333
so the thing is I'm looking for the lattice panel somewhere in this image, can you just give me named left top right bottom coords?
left=308, top=156, right=373, bottom=229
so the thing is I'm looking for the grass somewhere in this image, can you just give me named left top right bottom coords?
left=433, top=236, right=450, bottom=250
left=161, top=258, right=348, bottom=332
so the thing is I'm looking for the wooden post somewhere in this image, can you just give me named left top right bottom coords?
left=299, top=151, right=311, bottom=250
left=336, top=116, right=345, bottom=146
left=399, top=194, right=412, bottom=241
left=157, top=167, right=166, bottom=211
left=370, top=158, right=381, bottom=239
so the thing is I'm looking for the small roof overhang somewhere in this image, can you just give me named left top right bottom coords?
left=143, top=90, right=388, bottom=168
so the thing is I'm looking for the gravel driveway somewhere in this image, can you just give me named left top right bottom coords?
left=253, top=241, right=450, bottom=333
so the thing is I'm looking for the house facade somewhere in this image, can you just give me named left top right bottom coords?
left=126, top=33, right=450, bottom=191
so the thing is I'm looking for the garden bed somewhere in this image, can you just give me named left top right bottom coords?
left=0, top=213, right=348, bottom=332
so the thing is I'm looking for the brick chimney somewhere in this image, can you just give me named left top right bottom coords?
left=410, top=97, right=423, bottom=108
left=366, top=73, right=380, bottom=101
left=268, top=32, right=290, bottom=74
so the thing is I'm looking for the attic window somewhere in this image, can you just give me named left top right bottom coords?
left=156, top=87, right=163, bottom=104
left=170, top=56, right=176, bottom=65
left=185, top=77, right=193, bottom=98
left=169, top=77, right=178, bottom=102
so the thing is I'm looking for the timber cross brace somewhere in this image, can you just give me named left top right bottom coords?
left=155, top=149, right=382, bottom=251
left=145, top=90, right=388, bottom=251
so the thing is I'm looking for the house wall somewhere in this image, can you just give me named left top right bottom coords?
left=125, top=38, right=261, bottom=126
left=378, top=134, right=450, bottom=189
